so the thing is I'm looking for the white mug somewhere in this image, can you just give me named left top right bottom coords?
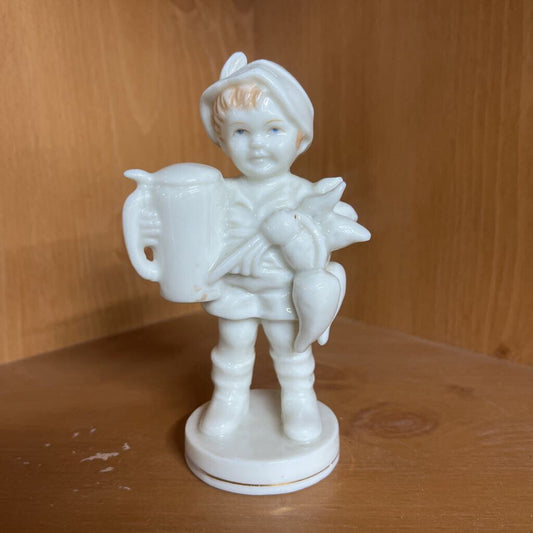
left=122, top=163, right=225, bottom=302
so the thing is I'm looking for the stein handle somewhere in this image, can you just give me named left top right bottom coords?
left=122, top=182, right=161, bottom=282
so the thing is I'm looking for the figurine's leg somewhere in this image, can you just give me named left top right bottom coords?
left=262, top=320, right=322, bottom=443
left=199, top=317, right=258, bottom=437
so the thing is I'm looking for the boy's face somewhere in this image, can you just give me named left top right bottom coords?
left=219, top=97, right=300, bottom=180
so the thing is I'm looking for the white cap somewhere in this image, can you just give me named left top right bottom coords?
left=200, top=52, right=314, bottom=154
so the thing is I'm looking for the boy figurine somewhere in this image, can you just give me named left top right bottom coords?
left=123, top=51, right=371, bottom=492
left=197, top=52, right=370, bottom=443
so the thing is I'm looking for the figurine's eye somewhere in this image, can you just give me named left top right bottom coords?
left=269, top=127, right=281, bottom=134
left=234, top=128, right=247, bottom=135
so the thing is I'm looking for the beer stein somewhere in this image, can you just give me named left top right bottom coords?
left=122, top=163, right=225, bottom=303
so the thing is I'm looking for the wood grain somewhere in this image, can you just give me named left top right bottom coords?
left=2, top=0, right=533, bottom=366
left=255, top=0, right=533, bottom=364
left=0, top=0, right=254, bottom=363
left=2, top=313, right=533, bottom=531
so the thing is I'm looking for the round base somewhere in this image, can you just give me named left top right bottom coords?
left=185, top=389, right=339, bottom=495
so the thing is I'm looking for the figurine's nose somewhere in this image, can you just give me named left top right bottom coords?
left=250, top=133, right=266, bottom=149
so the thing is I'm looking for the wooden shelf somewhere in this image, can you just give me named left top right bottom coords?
left=2, top=313, right=532, bottom=531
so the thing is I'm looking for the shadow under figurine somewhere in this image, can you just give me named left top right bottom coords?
left=122, top=52, right=370, bottom=495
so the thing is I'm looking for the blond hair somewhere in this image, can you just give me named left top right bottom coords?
left=212, top=84, right=264, bottom=141
left=212, top=83, right=304, bottom=149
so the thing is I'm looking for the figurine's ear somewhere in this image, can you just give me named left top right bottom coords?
left=296, top=134, right=312, bottom=156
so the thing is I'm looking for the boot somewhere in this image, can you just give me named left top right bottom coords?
left=271, top=348, right=322, bottom=443
left=199, top=345, right=254, bottom=437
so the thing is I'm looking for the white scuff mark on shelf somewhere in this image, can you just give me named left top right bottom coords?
left=72, top=432, right=80, bottom=438
left=90, top=427, right=96, bottom=434
left=44, top=443, right=51, bottom=447
left=80, top=452, right=119, bottom=463
left=100, top=466, right=114, bottom=473
left=122, top=442, right=131, bottom=451
left=119, top=486, right=132, bottom=491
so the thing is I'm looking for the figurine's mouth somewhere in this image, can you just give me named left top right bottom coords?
left=249, top=154, right=270, bottom=163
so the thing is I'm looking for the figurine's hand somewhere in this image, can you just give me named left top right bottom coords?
left=262, top=210, right=329, bottom=270
left=261, top=209, right=300, bottom=245
left=139, top=210, right=161, bottom=247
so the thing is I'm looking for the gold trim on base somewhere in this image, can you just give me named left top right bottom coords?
left=186, top=453, right=339, bottom=488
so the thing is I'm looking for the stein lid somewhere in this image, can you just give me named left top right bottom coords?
left=151, top=163, right=222, bottom=185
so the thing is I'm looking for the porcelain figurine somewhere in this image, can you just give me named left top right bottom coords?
left=122, top=52, right=370, bottom=495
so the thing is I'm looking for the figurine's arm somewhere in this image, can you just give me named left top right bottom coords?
left=261, top=210, right=328, bottom=270
left=259, top=179, right=346, bottom=270
left=261, top=179, right=370, bottom=267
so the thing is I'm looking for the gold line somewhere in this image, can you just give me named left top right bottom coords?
left=187, top=454, right=339, bottom=488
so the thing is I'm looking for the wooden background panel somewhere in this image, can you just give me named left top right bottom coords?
left=2, top=0, right=532, bottom=366
left=0, top=0, right=254, bottom=363
left=255, top=0, right=533, bottom=364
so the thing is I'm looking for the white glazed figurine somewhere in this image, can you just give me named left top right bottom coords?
left=122, top=52, right=370, bottom=495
